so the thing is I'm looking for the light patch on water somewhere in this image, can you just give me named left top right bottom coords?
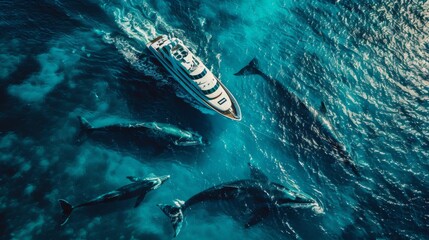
left=8, top=46, right=79, bottom=102
left=103, top=155, right=147, bottom=185
left=0, top=132, right=18, bottom=150
left=0, top=40, right=25, bottom=80
left=24, top=184, right=35, bottom=196
left=10, top=215, right=45, bottom=240
left=66, top=145, right=95, bottom=177
left=5, top=30, right=106, bottom=103
left=0, top=54, right=24, bottom=80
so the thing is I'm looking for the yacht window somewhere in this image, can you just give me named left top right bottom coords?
left=202, top=81, right=220, bottom=94
left=190, top=69, right=207, bottom=80
left=218, top=98, right=227, bottom=105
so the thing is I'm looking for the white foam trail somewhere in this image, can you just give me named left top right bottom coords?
left=312, top=203, right=325, bottom=214
left=113, top=10, right=152, bottom=43
left=283, top=202, right=324, bottom=214
left=102, top=32, right=164, bottom=81
left=102, top=0, right=179, bottom=44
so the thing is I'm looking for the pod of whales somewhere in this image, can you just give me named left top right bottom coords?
left=235, top=58, right=360, bottom=176
left=58, top=175, right=169, bottom=225
left=158, top=163, right=318, bottom=237
left=56, top=57, right=356, bottom=236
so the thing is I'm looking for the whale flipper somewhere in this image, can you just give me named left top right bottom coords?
left=58, top=199, right=73, bottom=226
left=158, top=200, right=184, bottom=237
left=234, top=58, right=260, bottom=76
left=134, top=191, right=147, bottom=208
left=248, top=163, right=269, bottom=183
left=245, top=206, right=270, bottom=228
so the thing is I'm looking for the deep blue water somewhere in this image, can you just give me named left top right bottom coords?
left=1, top=0, right=428, bottom=239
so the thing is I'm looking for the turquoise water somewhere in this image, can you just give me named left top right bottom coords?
left=1, top=0, right=428, bottom=239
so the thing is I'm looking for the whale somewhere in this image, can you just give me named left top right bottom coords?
left=235, top=58, right=360, bottom=176
left=158, top=163, right=318, bottom=237
left=58, top=174, right=170, bottom=225
left=77, top=116, right=206, bottom=148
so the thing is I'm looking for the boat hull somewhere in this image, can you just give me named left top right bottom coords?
left=147, top=36, right=241, bottom=121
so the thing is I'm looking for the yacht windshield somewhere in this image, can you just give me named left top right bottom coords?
left=202, top=81, right=220, bottom=95
left=172, top=45, right=188, bottom=61
left=190, top=69, right=207, bottom=80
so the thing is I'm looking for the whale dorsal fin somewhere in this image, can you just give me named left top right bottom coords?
left=248, top=163, right=269, bottom=183
left=320, top=102, right=327, bottom=115
left=134, top=191, right=148, bottom=208
left=234, top=58, right=260, bottom=76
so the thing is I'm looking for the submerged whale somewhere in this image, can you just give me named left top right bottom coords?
left=235, top=58, right=359, bottom=176
left=58, top=175, right=170, bottom=225
left=77, top=116, right=205, bottom=147
left=158, top=163, right=318, bottom=237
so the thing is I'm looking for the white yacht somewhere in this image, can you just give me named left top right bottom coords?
left=147, top=35, right=242, bottom=121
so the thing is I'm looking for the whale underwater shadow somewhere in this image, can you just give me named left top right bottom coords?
left=74, top=116, right=208, bottom=164
left=235, top=58, right=360, bottom=178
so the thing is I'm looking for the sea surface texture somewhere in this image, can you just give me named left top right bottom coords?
left=1, top=0, right=428, bottom=239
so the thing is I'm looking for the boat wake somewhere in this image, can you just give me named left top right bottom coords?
left=101, top=32, right=165, bottom=82
left=101, top=31, right=213, bottom=115
left=96, top=1, right=216, bottom=116
left=101, top=0, right=182, bottom=43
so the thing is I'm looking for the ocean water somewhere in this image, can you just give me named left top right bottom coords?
left=1, top=0, right=428, bottom=239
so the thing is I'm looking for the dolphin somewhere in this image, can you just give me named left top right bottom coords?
left=158, top=163, right=318, bottom=237
left=77, top=116, right=205, bottom=147
left=235, top=58, right=360, bottom=176
left=58, top=174, right=170, bottom=226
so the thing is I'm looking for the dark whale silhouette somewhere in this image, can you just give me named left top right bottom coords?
left=58, top=175, right=169, bottom=225
left=235, top=58, right=359, bottom=176
left=77, top=116, right=205, bottom=147
left=158, top=163, right=318, bottom=237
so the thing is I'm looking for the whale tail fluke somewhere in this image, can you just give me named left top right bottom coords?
left=234, top=58, right=261, bottom=76
left=78, top=116, right=93, bottom=131
left=58, top=199, right=73, bottom=226
left=75, top=116, right=93, bottom=144
left=158, top=200, right=184, bottom=238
